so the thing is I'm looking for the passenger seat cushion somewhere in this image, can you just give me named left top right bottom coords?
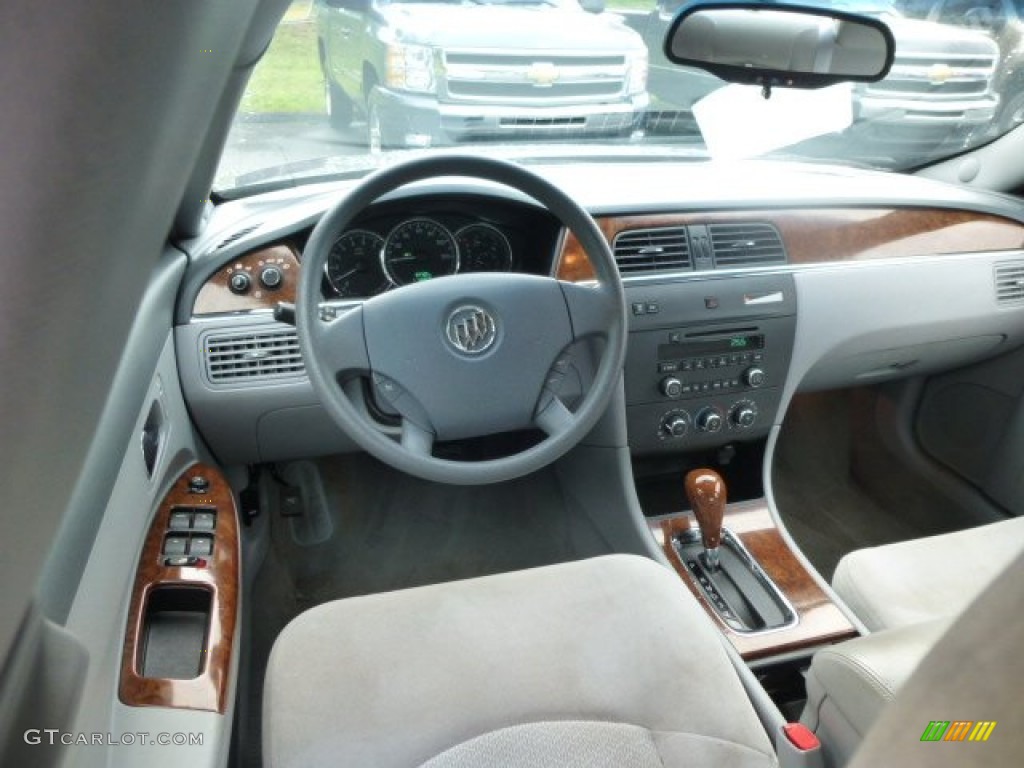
left=832, top=516, right=1024, bottom=631
left=263, top=554, right=778, bottom=768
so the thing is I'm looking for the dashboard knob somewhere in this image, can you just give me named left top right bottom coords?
left=229, top=271, right=251, bottom=294
left=744, top=367, right=766, bottom=388
left=661, top=413, right=689, bottom=438
left=260, top=266, right=284, bottom=290
left=731, top=404, right=757, bottom=428
left=696, top=407, right=724, bottom=434
left=660, top=376, right=684, bottom=398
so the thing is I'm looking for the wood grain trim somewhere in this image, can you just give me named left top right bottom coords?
left=119, top=463, right=240, bottom=712
left=650, top=500, right=858, bottom=660
left=193, top=244, right=300, bottom=315
left=557, top=208, right=1024, bottom=281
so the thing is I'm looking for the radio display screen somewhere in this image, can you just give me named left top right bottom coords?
left=658, top=333, right=764, bottom=360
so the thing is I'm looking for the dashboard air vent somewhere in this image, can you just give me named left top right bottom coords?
left=612, top=227, right=692, bottom=274
left=213, top=224, right=260, bottom=252
left=204, top=328, right=305, bottom=384
left=709, top=223, right=787, bottom=268
left=995, top=261, right=1024, bottom=304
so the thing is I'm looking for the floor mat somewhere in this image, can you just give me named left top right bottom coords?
left=772, top=390, right=961, bottom=580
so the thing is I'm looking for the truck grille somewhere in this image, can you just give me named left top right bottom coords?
left=865, top=51, right=996, bottom=100
left=443, top=51, right=628, bottom=104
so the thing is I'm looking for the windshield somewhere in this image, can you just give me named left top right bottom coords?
left=215, top=0, right=1022, bottom=193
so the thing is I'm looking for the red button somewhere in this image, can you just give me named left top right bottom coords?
left=783, top=723, right=820, bottom=752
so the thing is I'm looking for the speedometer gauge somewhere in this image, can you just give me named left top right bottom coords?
left=382, top=218, right=458, bottom=286
left=325, top=230, right=389, bottom=298
left=455, top=223, right=513, bottom=272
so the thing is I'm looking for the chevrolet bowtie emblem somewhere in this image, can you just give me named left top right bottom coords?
left=928, top=63, right=955, bottom=85
left=527, top=61, right=560, bottom=87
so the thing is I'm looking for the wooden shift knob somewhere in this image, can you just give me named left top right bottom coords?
left=685, top=468, right=726, bottom=551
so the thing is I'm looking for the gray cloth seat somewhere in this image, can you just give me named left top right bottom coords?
left=832, top=515, right=1024, bottom=631
left=263, top=553, right=778, bottom=768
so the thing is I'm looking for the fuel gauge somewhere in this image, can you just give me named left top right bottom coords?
left=455, top=223, right=513, bottom=273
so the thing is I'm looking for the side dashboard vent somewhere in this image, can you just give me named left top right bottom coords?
left=204, top=328, right=305, bottom=384
left=213, top=223, right=260, bottom=252
left=709, top=223, right=787, bottom=268
left=612, top=227, right=692, bottom=274
left=995, top=261, right=1024, bottom=304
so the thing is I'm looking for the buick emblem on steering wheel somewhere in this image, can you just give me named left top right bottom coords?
left=446, top=305, right=497, bottom=354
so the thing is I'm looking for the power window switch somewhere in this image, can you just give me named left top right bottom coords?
left=163, top=536, right=188, bottom=556
left=192, top=511, right=216, bottom=531
left=189, top=535, right=214, bottom=557
left=168, top=510, right=192, bottom=530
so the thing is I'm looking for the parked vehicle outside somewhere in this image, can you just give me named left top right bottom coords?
left=896, top=0, right=1024, bottom=134
left=316, top=0, right=649, bottom=150
left=634, top=0, right=999, bottom=162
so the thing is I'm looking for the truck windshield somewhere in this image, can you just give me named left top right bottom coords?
left=215, top=0, right=1022, bottom=194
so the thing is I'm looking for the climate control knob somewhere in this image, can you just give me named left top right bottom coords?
left=228, top=271, right=251, bottom=294
left=661, top=411, right=690, bottom=438
left=696, top=407, right=724, bottom=434
left=730, top=403, right=758, bottom=428
left=260, top=265, right=284, bottom=290
left=744, top=367, right=766, bottom=388
left=660, top=376, right=684, bottom=399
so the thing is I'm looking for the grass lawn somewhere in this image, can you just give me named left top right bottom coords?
left=240, top=20, right=323, bottom=115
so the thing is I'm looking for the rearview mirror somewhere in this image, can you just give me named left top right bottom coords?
left=579, top=0, right=606, bottom=13
left=664, top=2, right=894, bottom=90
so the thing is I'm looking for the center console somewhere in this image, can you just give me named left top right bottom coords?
left=622, top=273, right=797, bottom=454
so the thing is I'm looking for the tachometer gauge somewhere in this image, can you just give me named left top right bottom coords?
left=325, top=230, right=389, bottom=298
left=382, top=218, right=458, bottom=286
left=455, top=223, right=513, bottom=273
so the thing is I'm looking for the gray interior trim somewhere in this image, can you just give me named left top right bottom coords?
left=762, top=425, right=872, bottom=637
left=36, top=250, right=188, bottom=624
left=918, top=124, right=1024, bottom=193
left=0, top=606, right=88, bottom=768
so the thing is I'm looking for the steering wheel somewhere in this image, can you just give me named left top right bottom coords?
left=297, top=155, right=627, bottom=485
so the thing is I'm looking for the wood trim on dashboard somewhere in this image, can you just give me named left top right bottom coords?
left=193, top=244, right=300, bottom=315
left=650, top=500, right=858, bottom=660
left=119, top=463, right=240, bottom=712
left=558, top=208, right=1024, bottom=282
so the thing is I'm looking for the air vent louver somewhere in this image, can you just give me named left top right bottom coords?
left=213, top=224, right=260, bottom=251
left=204, top=328, right=305, bottom=383
left=995, top=261, right=1024, bottom=304
left=709, top=223, right=787, bottom=267
left=612, top=227, right=692, bottom=274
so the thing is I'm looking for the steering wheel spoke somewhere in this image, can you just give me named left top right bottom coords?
left=559, top=281, right=621, bottom=341
left=309, top=303, right=370, bottom=377
left=400, top=417, right=436, bottom=457
left=533, top=391, right=575, bottom=437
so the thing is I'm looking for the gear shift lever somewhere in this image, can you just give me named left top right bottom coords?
left=685, top=469, right=725, bottom=570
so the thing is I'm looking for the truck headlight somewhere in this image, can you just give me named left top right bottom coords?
left=628, top=51, right=648, bottom=95
left=386, top=43, right=435, bottom=93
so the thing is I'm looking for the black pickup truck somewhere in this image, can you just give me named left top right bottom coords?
left=316, top=0, right=649, bottom=151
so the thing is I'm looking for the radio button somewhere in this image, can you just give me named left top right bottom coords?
left=695, top=359, right=707, bottom=370
left=681, top=360, right=694, bottom=371
left=658, top=361, right=679, bottom=373
left=660, top=377, right=684, bottom=399
left=744, top=367, right=767, bottom=388
left=669, top=331, right=682, bottom=343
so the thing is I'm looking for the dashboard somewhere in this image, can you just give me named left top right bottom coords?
left=176, top=161, right=1024, bottom=466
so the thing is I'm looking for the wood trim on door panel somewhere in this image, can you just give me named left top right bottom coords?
left=119, top=463, right=240, bottom=712
left=558, top=209, right=1024, bottom=282
left=193, top=244, right=300, bottom=315
left=650, top=500, right=858, bottom=660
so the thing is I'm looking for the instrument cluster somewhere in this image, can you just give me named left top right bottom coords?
left=324, top=216, right=516, bottom=299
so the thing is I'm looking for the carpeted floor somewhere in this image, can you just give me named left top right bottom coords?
left=772, top=389, right=966, bottom=580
